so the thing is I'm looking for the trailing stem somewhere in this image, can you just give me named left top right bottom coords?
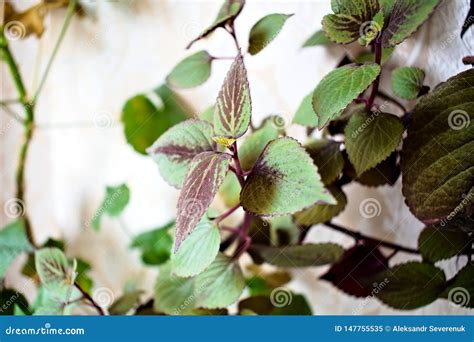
left=74, top=281, right=105, bottom=316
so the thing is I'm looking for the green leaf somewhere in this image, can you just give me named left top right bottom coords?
left=109, top=290, right=142, bottom=315
left=294, top=186, right=347, bottom=226
left=241, top=137, right=335, bottom=216
left=194, top=253, right=245, bottom=308
left=302, top=29, right=332, bottom=47
left=219, top=172, right=241, bottom=208
left=400, top=68, right=474, bottom=223
left=391, top=66, right=426, bottom=100
left=172, top=218, right=221, bottom=277
left=154, top=266, right=196, bottom=315
left=213, top=55, right=252, bottom=141
left=248, top=13, right=293, bottom=55
left=238, top=293, right=312, bottom=315
left=358, top=11, right=384, bottom=46
left=373, top=262, right=446, bottom=310
left=343, top=151, right=400, bottom=187
left=148, top=120, right=216, bottom=188
left=312, top=63, right=381, bottom=129
left=239, top=120, right=279, bottom=171
left=166, top=51, right=212, bottom=88
left=200, top=105, right=215, bottom=123
left=292, top=92, right=318, bottom=128
left=121, top=85, right=191, bottom=155
left=305, top=139, right=344, bottom=184
left=175, top=152, right=231, bottom=250
left=322, top=0, right=380, bottom=44
left=91, top=184, right=130, bottom=231
left=0, top=220, right=33, bottom=278
left=441, top=264, right=474, bottom=308
left=418, top=226, right=469, bottom=263
left=345, top=110, right=403, bottom=175
left=381, top=0, right=440, bottom=48
left=353, top=47, right=394, bottom=65
left=35, top=248, right=76, bottom=299
left=254, top=243, right=344, bottom=267
left=187, top=0, right=245, bottom=49
left=131, top=222, right=174, bottom=266
left=75, top=258, right=93, bottom=295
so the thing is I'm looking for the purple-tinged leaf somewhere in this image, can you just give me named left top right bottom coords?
left=148, top=120, right=216, bottom=189
left=321, top=243, right=389, bottom=297
left=175, top=151, right=232, bottom=250
left=213, top=54, right=252, bottom=141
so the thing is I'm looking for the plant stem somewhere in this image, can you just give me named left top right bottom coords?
left=214, top=203, right=240, bottom=224
left=324, top=221, right=419, bottom=254
left=1, top=31, right=36, bottom=246
left=232, top=212, right=253, bottom=259
left=225, top=23, right=241, bottom=52
left=33, top=0, right=77, bottom=102
left=230, top=142, right=245, bottom=186
left=366, top=40, right=382, bottom=111
left=376, top=90, right=407, bottom=114
left=74, top=281, right=106, bottom=316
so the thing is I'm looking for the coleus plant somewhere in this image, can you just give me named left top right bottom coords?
left=1, top=0, right=473, bottom=316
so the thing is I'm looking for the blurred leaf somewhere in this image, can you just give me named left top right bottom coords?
left=373, top=262, right=446, bottom=310
left=239, top=119, right=279, bottom=171
left=200, top=106, right=215, bottom=123
left=172, top=218, right=220, bottom=277
left=391, top=66, right=426, bottom=100
left=21, top=238, right=66, bottom=278
left=441, top=263, right=474, bottom=308
left=194, top=253, right=245, bottom=308
left=322, top=244, right=389, bottom=297
left=109, top=290, right=142, bottom=315
left=167, top=51, right=213, bottom=88
left=312, top=64, right=381, bottom=129
left=293, top=92, right=318, bottom=128
left=401, top=69, right=474, bottom=223
left=302, top=29, right=332, bottom=47
left=148, top=120, right=216, bottom=189
left=248, top=13, right=293, bottom=55
left=418, top=226, right=470, bottom=263
left=219, top=172, right=241, bottom=208
left=304, top=139, right=344, bottom=184
left=0, top=220, right=33, bottom=278
left=92, top=184, right=130, bottom=231
left=213, top=55, right=251, bottom=140
left=175, top=152, right=231, bottom=250
left=0, top=290, right=30, bottom=316
left=254, top=243, right=344, bottom=267
left=345, top=110, right=403, bottom=175
left=121, top=85, right=191, bottom=155
left=154, top=266, right=196, bottom=315
left=381, top=0, right=440, bottom=47
left=238, top=293, right=312, bottom=315
left=294, top=186, right=347, bottom=226
left=131, top=221, right=174, bottom=266
left=187, top=0, right=245, bottom=48
left=241, top=137, right=335, bottom=216
left=35, top=248, right=76, bottom=300
left=75, top=258, right=93, bottom=295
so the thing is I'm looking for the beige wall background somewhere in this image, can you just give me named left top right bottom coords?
left=1, top=0, right=473, bottom=314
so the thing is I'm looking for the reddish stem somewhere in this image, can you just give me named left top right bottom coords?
left=366, top=40, right=382, bottom=111
left=232, top=212, right=254, bottom=259
left=214, top=203, right=240, bottom=224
